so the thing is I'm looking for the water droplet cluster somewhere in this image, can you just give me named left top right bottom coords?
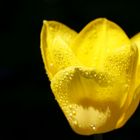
left=78, top=67, right=113, bottom=86
left=105, top=46, right=135, bottom=78
left=51, top=67, right=76, bottom=108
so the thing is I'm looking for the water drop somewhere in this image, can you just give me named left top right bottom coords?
left=124, top=84, right=128, bottom=88
left=69, top=105, right=72, bottom=110
left=78, top=124, right=81, bottom=128
left=73, top=120, right=78, bottom=125
left=66, top=72, right=69, bottom=76
left=85, top=71, right=89, bottom=75
left=90, top=124, right=96, bottom=130
left=72, top=110, right=76, bottom=115
left=59, top=82, right=62, bottom=86
left=94, top=73, right=97, bottom=77
left=69, top=113, right=73, bottom=117
left=55, top=84, right=59, bottom=88
left=69, top=76, right=72, bottom=80
left=50, top=63, right=53, bottom=67
left=49, top=26, right=54, bottom=31
left=93, top=126, right=96, bottom=130
left=98, top=74, right=102, bottom=80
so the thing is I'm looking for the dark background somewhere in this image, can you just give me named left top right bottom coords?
left=0, top=0, right=140, bottom=139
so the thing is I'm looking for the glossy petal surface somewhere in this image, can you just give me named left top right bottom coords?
left=40, top=20, right=78, bottom=80
left=131, top=33, right=140, bottom=87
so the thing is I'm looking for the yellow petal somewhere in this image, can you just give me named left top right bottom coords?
left=51, top=66, right=136, bottom=135
left=116, top=33, right=140, bottom=128
left=40, top=20, right=78, bottom=80
left=71, top=18, right=130, bottom=69
left=71, top=18, right=138, bottom=109
left=116, top=84, right=140, bottom=128
left=131, top=33, right=140, bottom=87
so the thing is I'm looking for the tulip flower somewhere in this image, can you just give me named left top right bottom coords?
left=40, top=18, right=140, bottom=135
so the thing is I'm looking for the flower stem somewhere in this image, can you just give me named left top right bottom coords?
left=94, top=134, right=103, bottom=140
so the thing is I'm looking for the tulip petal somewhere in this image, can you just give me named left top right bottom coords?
left=51, top=66, right=134, bottom=135
left=131, top=33, right=140, bottom=87
left=40, top=20, right=78, bottom=80
left=115, top=33, right=140, bottom=128
left=116, top=84, right=140, bottom=128
left=71, top=18, right=130, bottom=69
left=71, top=18, right=138, bottom=108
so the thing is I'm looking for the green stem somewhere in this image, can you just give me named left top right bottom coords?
left=94, top=134, right=103, bottom=140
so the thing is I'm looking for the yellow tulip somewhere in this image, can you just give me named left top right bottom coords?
left=40, top=18, right=140, bottom=135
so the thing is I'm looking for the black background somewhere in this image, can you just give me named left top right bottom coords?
left=0, top=0, right=140, bottom=139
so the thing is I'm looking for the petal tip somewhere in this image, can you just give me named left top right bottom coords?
left=43, top=20, right=47, bottom=24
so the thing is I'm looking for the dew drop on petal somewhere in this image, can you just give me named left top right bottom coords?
left=85, top=71, right=89, bottom=76
left=50, top=63, right=53, bottom=67
left=94, top=73, right=97, bottom=77
left=69, top=76, right=72, bottom=80
left=69, top=105, right=72, bottom=110
left=73, top=120, right=78, bottom=125
left=72, top=110, right=76, bottom=115
left=90, top=124, right=96, bottom=130
left=124, top=84, right=129, bottom=89
left=69, top=113, right=73, bottom=117
left=78, top=124, right=81, bottom=128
